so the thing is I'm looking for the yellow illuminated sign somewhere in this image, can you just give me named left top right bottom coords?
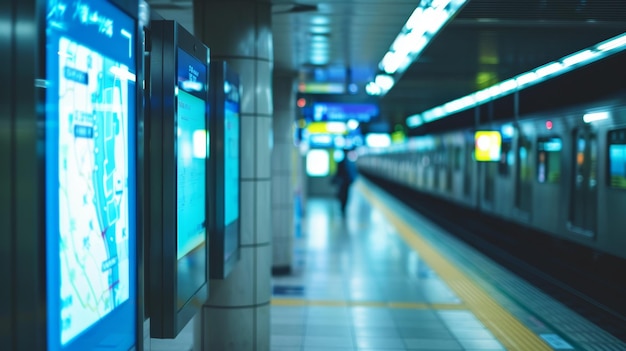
left=306, top=121, right=348, bottom=135
left=475, top=131, right=502, bottom=162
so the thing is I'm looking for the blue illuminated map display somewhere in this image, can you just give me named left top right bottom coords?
left=57, top=37, right=132, bottom=344
left=46, top=0, right=136, bottom=350
left=224, top=100, right=239, bottom=226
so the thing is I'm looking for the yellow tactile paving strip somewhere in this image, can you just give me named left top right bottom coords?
left=357, top=181, right=552, bottom=351
left=271, top=298, right=467, bottom=310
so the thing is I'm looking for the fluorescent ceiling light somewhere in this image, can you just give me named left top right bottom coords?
left=432, top=0, right=452, bottom=9
left=310, top=16, right=329, bottom=25
left=535, top=62, right=563, bottom=78
left=597, top=33, right=626, bottom=52
left=381, top=52, right=402, bottom=74
left=406, top=32, right=626, bottom=129
left=474, top=89, right=491, bottom=103
left=422, top=106, right=445, bottom=122
left=426, top=8, right=450, bottom=34
left=372, top=0, right=468, bottom=94
left=375, top=74, right=395, bottom=91
left=397, top=55, right=415, bottom=74
left=562, top=49, right=598, bottom=67
left=499, top=78, right=518, bottom=93
left=310, top=42, right=329, bottom=49
left=444, top=95, right=475, bottom=113
left=515, top=71, right=538, bottom=86
left=583, top=111, right=609, bottom=123
left=310, top=56, right=329, bottom=65
left=365, top=82, right=382, bottom=96
left=406, top=114, right=422, bottom=128
left=310, top=26, right=330, bottom=34
left=310, top=35, right=328, bottom=42
left=405, top=7, right=424, bottom=30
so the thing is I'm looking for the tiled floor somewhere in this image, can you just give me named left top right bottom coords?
left=270, top=183, right=505, bottom=351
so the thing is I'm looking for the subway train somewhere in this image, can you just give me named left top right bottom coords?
left=357, top=96, right=626, bottom=260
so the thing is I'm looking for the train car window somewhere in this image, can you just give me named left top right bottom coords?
left=515, top=134, right=533, bottom=212
left=498, top=140, right=512, bottom=176
left=484, top=162, right=496, bottom=202
left=608, top=128, right=626, bottom=189
left=453, top=146, right=461, bottom=171
left=537, top=137, right=562, bottom=183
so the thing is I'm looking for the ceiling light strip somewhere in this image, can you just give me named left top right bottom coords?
left=406, top=32, right=626, bottom=128
left=367, top=0, right=468, bottom=96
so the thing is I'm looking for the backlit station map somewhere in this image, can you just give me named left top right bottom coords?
left=57, top=37, right=131, bottom=344
left=46, top=0, right=137, bottom=350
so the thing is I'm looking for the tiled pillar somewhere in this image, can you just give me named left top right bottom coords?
left=192, top=1, right=272, bottom=350
left=271, top=73, right=295, bottom=274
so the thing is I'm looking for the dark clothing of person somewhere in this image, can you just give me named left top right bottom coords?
left=333, top=159, right=355, bottom=214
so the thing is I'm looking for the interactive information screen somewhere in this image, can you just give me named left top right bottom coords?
left=224, top=99, right=239, bottom=226
left=176, top=48, right=207, bottom=307
left=45, top=0, right=137, bottom=350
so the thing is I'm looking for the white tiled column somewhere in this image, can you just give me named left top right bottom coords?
left=193, top=1, right=272, bottom=350
left=271, top=73, right=296, bottom=274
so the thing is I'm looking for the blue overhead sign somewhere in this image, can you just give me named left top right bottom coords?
left=307, top=102, right=379, bottom=122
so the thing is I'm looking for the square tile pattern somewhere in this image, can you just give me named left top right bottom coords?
left=271, top=192, right=506, bottom=350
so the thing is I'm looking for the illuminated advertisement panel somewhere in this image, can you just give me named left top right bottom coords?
left=176, top=48, right=207, bottom=308
left=45, top=0, right=137, bottom=350
left=475, top=131, right=502, bottom=162
left=148, top=19, right=209, bottom=338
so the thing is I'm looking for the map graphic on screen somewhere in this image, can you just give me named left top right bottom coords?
left=57, top=37, right=131, bottom=344
left=224, top=100, right=239, bottom=226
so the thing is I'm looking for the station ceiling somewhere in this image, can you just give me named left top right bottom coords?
left=149, top=0, right=626, bottom=128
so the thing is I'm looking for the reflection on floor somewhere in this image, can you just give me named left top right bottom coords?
left=271, top=187, right=505, bottom=351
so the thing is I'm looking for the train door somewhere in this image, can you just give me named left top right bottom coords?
left=463, top=136, right=473, bottom=198
left=515, top=132, right=533, bottom=214
left=484, top=161, right=496, bottom=204
left=568, top=127, right=598, bottom=236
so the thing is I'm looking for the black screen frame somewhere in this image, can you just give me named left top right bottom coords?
left=147, top=18, right=209, bottom=338
left=209, top=61, right=241, bottom=279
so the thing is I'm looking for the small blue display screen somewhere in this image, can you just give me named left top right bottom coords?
left=224, top=92, right=239, bottom=227
left=45, top=0, right=137, bottom=350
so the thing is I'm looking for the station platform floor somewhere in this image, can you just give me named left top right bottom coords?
left=269, top=178, right=625, bottom=351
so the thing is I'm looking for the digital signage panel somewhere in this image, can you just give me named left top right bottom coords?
left=45, top=0, right=138, bottom=350
left=310, top=102, right=379, bottom=122
left=176, top=48, right=207, bottom=309
left=209, top=61, right=241, bottom=279
left=224, top=98, right=240, bottom=227
left=148, top=19, right=209, bottom=338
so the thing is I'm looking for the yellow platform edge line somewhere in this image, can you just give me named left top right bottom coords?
left=357, top=181, right=552, bottom=351
left=270, top=298, right=466, bottom=310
